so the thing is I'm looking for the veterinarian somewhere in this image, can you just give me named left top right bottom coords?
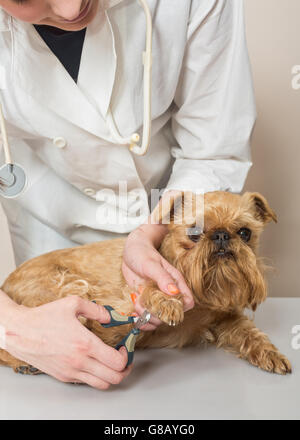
left=0, top=0, right=256, bottom=389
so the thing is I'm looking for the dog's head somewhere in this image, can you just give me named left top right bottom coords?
left=153, top=191, right=277, bottom=312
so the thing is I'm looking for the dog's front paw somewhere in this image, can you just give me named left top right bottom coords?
left=141, top=288, right=184, bottom=326
left=249, top=349, right=292, bottom=375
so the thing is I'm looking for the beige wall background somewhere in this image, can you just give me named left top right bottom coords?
left=244, top=0, right=300, bottom=297
left=0, top=0, right=300, bottom=296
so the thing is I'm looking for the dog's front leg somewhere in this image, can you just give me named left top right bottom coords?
left=213, top=314, right=292, bottom=375
left=139, top=282, right=184, bottom=326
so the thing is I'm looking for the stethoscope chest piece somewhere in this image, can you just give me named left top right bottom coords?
left=0, top=163, right=27, bottom=198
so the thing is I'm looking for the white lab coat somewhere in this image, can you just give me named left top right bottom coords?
left=0, top=0, right=256, bottom=265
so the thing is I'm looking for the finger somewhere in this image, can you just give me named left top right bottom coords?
left=129, top=290, right=161, bottom=327
left=139, top=323, right=159, bottom=331
left=72, top=297, right=111, bottom=324
left=112, top=347, right=134, bottom=377
left=75, top=372, right=111, bottom=390
left=87, top=332, right=129, bottom=372
left=161, top=259, right=194, bottom=311
left=122, top=262, right=145, bottom=290
left=80, top=356, right=133, bottom=385
left=148, top=316, right=162, bottom=327
left=143, top=259, right=178, bottom=297
left=142, top=258, right=194, bottom=311
left=135, top=298, right=162, bottom=327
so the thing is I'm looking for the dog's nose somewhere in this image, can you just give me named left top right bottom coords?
left=211, top=230, right=231, bottom=243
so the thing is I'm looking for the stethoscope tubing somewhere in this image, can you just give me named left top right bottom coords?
left=0, top=97, right=12, bottom=165
left=0, top=0, right=153, bottom=199
left=106, top=0, right=153, bottom=156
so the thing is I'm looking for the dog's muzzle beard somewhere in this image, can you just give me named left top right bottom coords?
left=212, top=249, right=235, bottom=259
left=185, top=241, right=267, bottom=312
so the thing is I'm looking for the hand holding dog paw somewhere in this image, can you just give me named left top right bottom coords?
left=122, top=222, right=194, bottom=330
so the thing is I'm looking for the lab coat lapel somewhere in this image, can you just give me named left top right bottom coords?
left=105, top=0, right=125, bottom=9
left=12, top=18, right=114, bottom=141
left=0, top=8, right=10, bottom=31
left=77, top=9, right=117, bottom=119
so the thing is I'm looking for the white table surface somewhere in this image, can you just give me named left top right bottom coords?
left=0, top=298, right=299, bottom=420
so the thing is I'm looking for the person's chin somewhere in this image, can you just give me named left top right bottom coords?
left=39, top=0, right=98, bottom=31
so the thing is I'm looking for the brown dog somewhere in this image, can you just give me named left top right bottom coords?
left=0, top=191, right=292, bottom=376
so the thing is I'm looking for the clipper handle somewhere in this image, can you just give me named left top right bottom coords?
left=102, top=305, right=135, bottom=328
left=115, top=328, right=140, bottom=367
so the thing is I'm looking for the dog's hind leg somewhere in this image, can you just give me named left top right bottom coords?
left=212, top=314, right=292, bottom=375
left=0, top=349, right=16, bottom=367
left=14, top=365, right=42, bottom=375
left=0, top=349, right=42, bottom=375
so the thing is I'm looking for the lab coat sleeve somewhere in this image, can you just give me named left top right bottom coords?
left=166, top=0, right=256, bottom=194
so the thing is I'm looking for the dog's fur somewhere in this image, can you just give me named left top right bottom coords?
left=0, top=191, right=292, bottom=375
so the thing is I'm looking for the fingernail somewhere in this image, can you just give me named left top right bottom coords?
left=130, top=293, right=137, bottom=304
left=167, top=283, right=180, bottom=295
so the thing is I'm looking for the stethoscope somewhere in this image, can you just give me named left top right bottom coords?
left=0, top=0, right=153, bottom=199
left=0, top=102, right=27, bottom=198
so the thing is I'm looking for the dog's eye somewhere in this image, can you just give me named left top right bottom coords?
left=186, top=227, right=202, bottom=243
left=237, top=228, right=252, bottom=242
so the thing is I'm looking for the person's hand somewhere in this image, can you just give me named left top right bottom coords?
left=2, top=296, right=132, bottom=390
left=122, top=223, right=194, bottom=331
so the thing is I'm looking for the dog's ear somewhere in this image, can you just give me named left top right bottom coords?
left=151, top=191, right=184, bottom=225
left=242, top=192, right=277, bottom=224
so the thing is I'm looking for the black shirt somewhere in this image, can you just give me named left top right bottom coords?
left=34, top=25, right=86, bottom=83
